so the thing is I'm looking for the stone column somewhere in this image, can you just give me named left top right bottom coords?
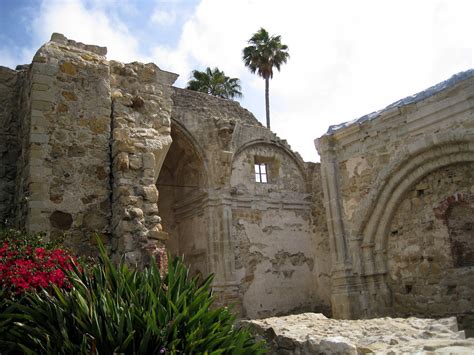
left=0, top=67, right=20, bottom=226
left=20, top=34, right=112, bottom=256
left=316, top=136, right=360, bottom=318
left=110, top=61, right=177, bottom=267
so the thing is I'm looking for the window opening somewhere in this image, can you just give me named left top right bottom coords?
left=255, top=163, right=268, bottom=183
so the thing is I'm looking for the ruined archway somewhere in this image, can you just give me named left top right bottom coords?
left=156, top=120, right=210, bottom=278
left=386, top=163, right=474, bottom=320
left=358, top=138, right=474, bottom=275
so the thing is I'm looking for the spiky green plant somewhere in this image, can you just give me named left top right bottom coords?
left=0, top=240, right=266, bottom=354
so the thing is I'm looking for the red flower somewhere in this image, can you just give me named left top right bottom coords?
left=0, top=240, right=78, bottom=295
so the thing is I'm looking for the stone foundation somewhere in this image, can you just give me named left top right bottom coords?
left=244, top=313, right=474, bottom=354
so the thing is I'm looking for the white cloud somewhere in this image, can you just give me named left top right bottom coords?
left=149, top=0, right=473, bottom=161
left=0, top=49, right=17, bottom=70
left=1, top=0, right=472, bottom=162
left=151, top=9, right=176, bottom=27
left=31, top=0, right=144, bottom=63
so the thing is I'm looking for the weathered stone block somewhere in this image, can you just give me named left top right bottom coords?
left=49, top=210, right=73, bottom=230
left=59, top=62, right=77, bottom=76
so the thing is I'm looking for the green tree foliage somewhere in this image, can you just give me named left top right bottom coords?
left=242, top=28, right=290, bottom=129
left=186, top=67, right=243, bottom=100
left=0, top=236, right=266, bottom=354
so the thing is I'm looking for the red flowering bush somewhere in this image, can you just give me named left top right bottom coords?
left=0, top=230, right=77, bottom=295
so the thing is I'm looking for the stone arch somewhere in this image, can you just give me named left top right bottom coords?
left=156, top=120, right=211, bottom=277
left=358, top=136, right=474, bottom=275
left=234, top=140, right=307, bottom=177
left=168, top=118, right=210, bottom=188
left=231, top=139, right=308, bottom=192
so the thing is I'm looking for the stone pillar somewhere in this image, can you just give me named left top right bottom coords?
left=316, top=136, right=360, bottom=318
left=20, top=34, right=112, bottom=256
left=0, top=67, right=20, bottom=226
left=110, top=61, right=177, bottom=267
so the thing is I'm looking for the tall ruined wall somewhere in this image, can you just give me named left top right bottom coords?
left=109, top=60, right=176, bottom=265
left=0, top=67, right=22, bottom=226
left=316, top=69, right=474, bottom=319
left=388, top=163, right=474, bottom=320
left=169, top=88, right=331, bottom=318
left=17, top=34, right=112, bottom=255
left=0, top=33, right=331, bottom=318
left=308, top=162, right=332, bottom=314
left=1, top=34, right=176, bottom=266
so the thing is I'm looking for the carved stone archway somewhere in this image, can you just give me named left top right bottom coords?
left=156, top=120, right=210, bottom=278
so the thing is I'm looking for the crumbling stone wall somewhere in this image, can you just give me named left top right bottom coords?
left=17, top=34, right=112, bottom=255
left=388, top=163, right=474, bottom=320
left=316, top=69, right=474, bottom=319
left=0, top=34, right=177, bottom=268
left=0, top=66, right=21, bottom=226
left=166, top=88, right=331, bottom=317
left=109, top=60, right=176, bottom=265
left=230, top=142, right=315, bottom=318
left=308, top=163, right=332, bottom=315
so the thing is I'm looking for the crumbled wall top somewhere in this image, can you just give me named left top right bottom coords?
left=49, top=32, right=107, bottom=56
left=326, top=69, right=474, bottom=135
left=44, top=33, right=178, bottom=86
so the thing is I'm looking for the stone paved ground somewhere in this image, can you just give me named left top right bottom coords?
left=242, top=313, right=474, bottom=354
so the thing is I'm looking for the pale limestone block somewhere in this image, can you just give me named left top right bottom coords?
left=30, top=133, right=49, bottom=144
left=31, top=73, right=54, bottom=85
left=31, top=100, right=53, bottom=111
left=128, top=155, right=142, bottom=170
left=142, top=152, right=155, bottom=169
left=142, top=185, right=158, bottom=203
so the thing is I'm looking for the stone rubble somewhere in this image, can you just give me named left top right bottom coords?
left=242, top=313, right=474, bottom=354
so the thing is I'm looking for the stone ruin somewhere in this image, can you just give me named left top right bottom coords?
left=0, top=34, right=473, bottom=338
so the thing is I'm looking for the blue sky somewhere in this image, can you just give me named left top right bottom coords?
left=1, top=0, right=473, bottom=161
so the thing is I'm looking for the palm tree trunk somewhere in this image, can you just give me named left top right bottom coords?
left=265, top=77, right=270, bottom=129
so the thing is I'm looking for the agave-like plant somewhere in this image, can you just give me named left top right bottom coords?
left=0, top=240, right=266, bottom=354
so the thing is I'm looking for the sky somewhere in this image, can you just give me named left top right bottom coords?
left=0, top=0, right=473, bottom=162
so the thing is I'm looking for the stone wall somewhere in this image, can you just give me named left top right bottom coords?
left=388, top=163, right=474, bottom=319
left=0, top=34, right=177, bottom=267
left=1, top=35, right=331, bottom=319
left=0, top=66, right=21, bottom=226
left=17, top=34, right=112, bottom=255
left=109, top=60, right=177, bottom=266
left=164, top=88, right=331, bottom=317
left=316, top=69, right=474, bottom=320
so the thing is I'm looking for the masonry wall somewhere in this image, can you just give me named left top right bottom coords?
left=388, top=163, right=474, bottom=318
left=109, top=60, right=176, bottom=265
left=15, top=34, right=112, bottom=256
left=316, top=70, right=474, bottom=319
left=230, top=142, right=320, bottom=318
left=0, top=34, right=177, bottom=269
left=0, top=67, right=21, bottom=226
left=167, top=88, right=331, bottom=318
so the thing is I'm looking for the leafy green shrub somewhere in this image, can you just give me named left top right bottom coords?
left=1, top=240, right=266, bottom=354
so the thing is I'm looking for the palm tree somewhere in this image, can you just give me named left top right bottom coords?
left=242, top=28, right=290, bottom=129
left=186, top=67, right=242, bottom=100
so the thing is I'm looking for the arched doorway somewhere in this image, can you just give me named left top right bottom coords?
left=156, top=121, right=209, bottom=278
